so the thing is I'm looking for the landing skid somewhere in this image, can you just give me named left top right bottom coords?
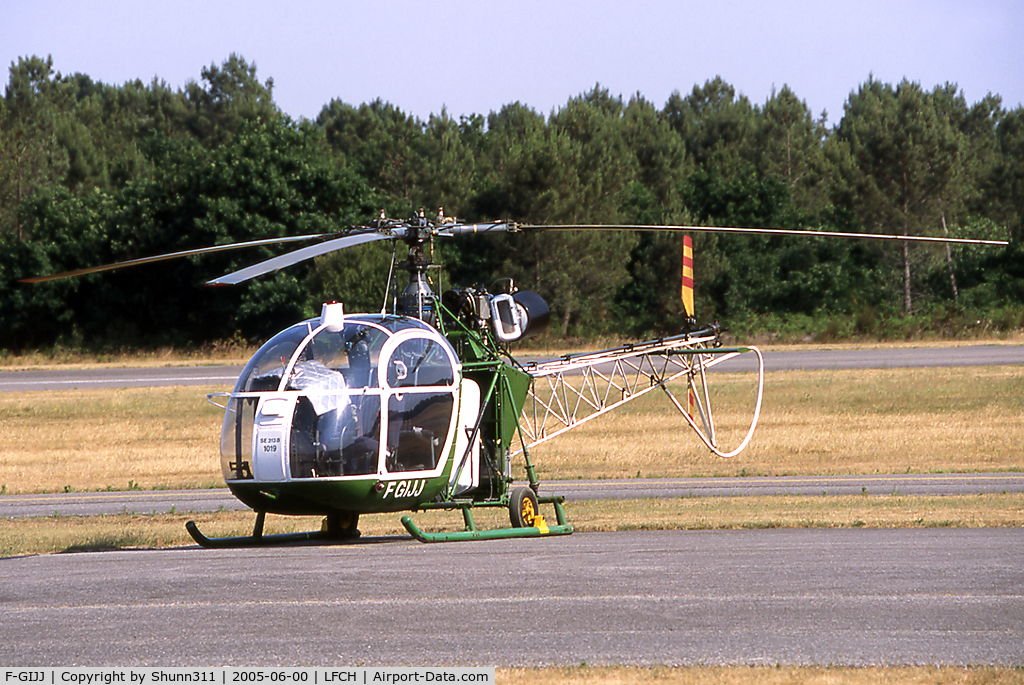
left=186, top=493, right=575, bottom=547
left=401, top=494, right=574, bottom=543
left=185, top=511, right=361, bottom=548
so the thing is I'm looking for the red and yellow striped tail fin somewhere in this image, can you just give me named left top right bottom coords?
left=682, top=234, right=697, bottom=419
left=681, top=235, right=694, bottom=318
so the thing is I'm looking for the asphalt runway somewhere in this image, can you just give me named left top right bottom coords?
left=1, top=529, right=1021, bottom=666
left=1, top=344, right=1021, bottom=391
left=3, top=473, right=1023, bottom=518
left=0, top=365, right=243, bottom=391
left=2, top=345, right=1021, bottom=667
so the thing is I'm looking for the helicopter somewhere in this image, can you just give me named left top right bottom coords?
left=23, top=209, right=1009, bottom=545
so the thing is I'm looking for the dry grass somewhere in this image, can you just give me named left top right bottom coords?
left=2, top=359, right=1020, bottom=678
left=0, top=511, right=348, bottom=556
left=0, top=386, right=225, bottom=493
left=0, top=366, right=1021, bottom=494
left=0, top=345, right=255, bottom=370
left=496, top=665, right=1024, bottom=685
left=525, top=366, right=1024, bottom=481
left=3, top=494, right=1020, bottom=557
left=2, top=337, right=1019, bottom=370
left=572, top=493, right=1024, bottom=531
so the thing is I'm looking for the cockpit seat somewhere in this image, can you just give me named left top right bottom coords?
left=388, top=428, right=438, bottom=472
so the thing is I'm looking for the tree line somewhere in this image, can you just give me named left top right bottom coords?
left=1, top=54, right=1021, bottom=350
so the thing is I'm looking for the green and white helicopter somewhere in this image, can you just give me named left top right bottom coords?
left=25, top=210, right=1007, bottom=545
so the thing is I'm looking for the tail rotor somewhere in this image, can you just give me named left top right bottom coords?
left=681, top=235, right=694, bottom=319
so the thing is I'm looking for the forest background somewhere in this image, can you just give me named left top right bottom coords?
left=1, top=54, right=1022, bottom=352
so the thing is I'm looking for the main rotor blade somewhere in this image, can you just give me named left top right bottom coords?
left=437, top=221, right=518, bottom=236
left=523, top=224, right=1009, bottom=246
left=20, top=234, right=331, bottom=284
left=206, top=231, right=393, bottom=285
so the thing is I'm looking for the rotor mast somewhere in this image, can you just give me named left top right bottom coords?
left=393, top=208, right=445, bottom=324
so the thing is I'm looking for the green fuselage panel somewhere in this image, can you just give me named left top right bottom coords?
left=227, top=473, right=450, bottom=516
left=497, top=364, right=531, bottom=447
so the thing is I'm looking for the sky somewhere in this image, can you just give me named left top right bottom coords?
left=2, top=0, right=1022, bottom=126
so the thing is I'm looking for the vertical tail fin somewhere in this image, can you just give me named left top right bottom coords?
left=682, top=234, right=696, bottom=419
left=681, top=235, right=694, bottom=318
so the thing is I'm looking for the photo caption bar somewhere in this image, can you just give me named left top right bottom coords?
left=1, top=669, right=494, bottom=685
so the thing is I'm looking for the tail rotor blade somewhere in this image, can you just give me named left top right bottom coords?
left=681, top=235, right=694, bottom=318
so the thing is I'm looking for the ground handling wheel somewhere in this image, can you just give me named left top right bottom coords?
left=509, top=486, right=540, bottom=528
left=401, top=490, right=573, bottom=542
left=323, top=512, right=361, bottom=539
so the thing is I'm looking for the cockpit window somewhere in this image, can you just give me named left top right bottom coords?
left=235, top=322, right=314, bottom=393
left=221, top=313, right=461, bottom=482
left=380, top=333, right=457, bottom=473
left=290, top=391, right=381, bottom=478
left=385, top=393, right=453, bottom=472
left=378, top=316, right=433, bottom=334
left=287, top=322, right=386, bottom=390
left=386, top=337, right=456, bottom=388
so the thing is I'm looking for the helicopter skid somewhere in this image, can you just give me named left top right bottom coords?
left=185, top=520, right=342, bottom=548
left=401, top=496, right=574, bottom=543
left=185, top=511, right=361, bottom=548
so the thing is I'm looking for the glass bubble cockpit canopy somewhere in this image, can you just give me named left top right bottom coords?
left=217, top=311, right=461, bottom=484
